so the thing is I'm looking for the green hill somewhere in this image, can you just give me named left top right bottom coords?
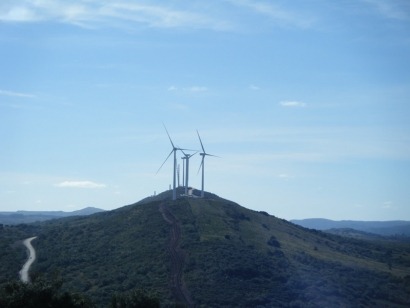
left=1, top=189, right=410, bottom=307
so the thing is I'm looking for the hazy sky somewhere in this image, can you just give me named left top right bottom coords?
left=1, top=0, right=409, bottom=221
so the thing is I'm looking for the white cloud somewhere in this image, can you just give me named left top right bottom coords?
left=279, top=101, right=307, bottom=107
left=249, top=84, right=260, bottom=90
left=278, top=173, right=293, bottom=180
left=167, top=86, right=208, bottom=92
left=0, top=89, right=35, bottom=98
left=55, top=180, right=106, bottom=189
left=184, top=86, right=208, bottom=92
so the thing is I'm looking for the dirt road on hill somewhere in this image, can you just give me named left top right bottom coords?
left=159, top=204, right=194, bottom=307
left=19, top=236, right=37, bottom=283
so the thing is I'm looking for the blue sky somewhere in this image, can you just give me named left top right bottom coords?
left=1, top=0, right=409, bottom=220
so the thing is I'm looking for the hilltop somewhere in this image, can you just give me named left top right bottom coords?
left=1, top=190, right=410, bottom=307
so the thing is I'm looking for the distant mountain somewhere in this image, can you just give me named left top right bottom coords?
left=0, top=207, right=105, bottom=225
left=1, top=189, right=410, bottom=307
left=291, top=218, right=410, bottom=236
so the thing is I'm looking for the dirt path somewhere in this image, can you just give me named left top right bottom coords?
left=19, top=236, right=37, bottom=283
left=159, top=204, right=194, bottom=307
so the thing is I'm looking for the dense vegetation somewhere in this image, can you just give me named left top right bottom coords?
left=1, top=190, right=410, bottom=306
left=0, top=276, right=159, bottom=308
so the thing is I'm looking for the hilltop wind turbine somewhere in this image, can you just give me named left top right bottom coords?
left=177, top=164, right=180, bottom=187
left=197, top=130, right=218, bottom=198
left=157, top=125, right=190, bottom=200
left=181, top=156, right=186, bottom=188
left=181, top=150, right=196, bottom=195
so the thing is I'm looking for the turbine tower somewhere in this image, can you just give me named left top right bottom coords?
left=181, top=156, right=186, bottom=188
left=181, top=150, right=196, bottom=195
left=197, top=130, right=218, bottom=198
left=157, top=125, right=188, bottom=200
left=177, top=164, right=180, bottom=187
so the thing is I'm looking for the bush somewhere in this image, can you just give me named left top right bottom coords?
left=267, top=236, right=281, bottom=248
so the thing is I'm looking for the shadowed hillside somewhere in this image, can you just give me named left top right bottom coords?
left=1, top=190, right=410, bottom=306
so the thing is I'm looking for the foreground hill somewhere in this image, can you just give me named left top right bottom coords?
left=1, top=190, right=410, bottom=306
left=291, top=218, right=410, bottom=236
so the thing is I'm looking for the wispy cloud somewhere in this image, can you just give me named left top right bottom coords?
left=0, top=89, right=35, bottom=98
left=54, top=180, right=106, bottom=189
left=0, top=0, right=232, bottom=30
left=167, top=103, right=188, bottom=111
left=249, top=84, right=260, bottom=90
left=381, top=200, right=393, bottom=209
left=0, top=1, right=90, bottom=24
left=227, top=0, right=314, bottom=28
left=279, top=101, right=307, bottom=108
left=362, top=0, right=410, bottom=20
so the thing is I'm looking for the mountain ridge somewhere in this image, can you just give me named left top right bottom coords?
left=291, top=218, right=410, bottom=236
left=0, top=207, right=105, bottom=225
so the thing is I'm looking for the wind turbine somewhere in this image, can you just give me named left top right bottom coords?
left=177, top=164, right=180, bottom=187
left=181, top=156, right=186, bottom=188
left=157, top=125, right=189, bottom=200
left=197, top=130, right=218, bottom=198
left=181, top=150, right=196, bottom=195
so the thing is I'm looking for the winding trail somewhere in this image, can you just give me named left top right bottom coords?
left=19, top=236, right=37, bottom=283
left=159, top=204, right=194, bottom=307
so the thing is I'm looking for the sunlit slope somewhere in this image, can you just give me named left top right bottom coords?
left=26, top=192, right=410, bottom=307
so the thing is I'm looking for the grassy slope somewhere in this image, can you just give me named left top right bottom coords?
left=175, top=197, right=410, bottom=306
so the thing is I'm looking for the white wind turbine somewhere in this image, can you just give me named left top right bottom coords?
left=181, top=150, right=196, bottom=195
left=157, top=125, right=191, bottom=200
left=197, top=130, right=218, bottom=198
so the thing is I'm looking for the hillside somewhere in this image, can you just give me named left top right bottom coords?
left=1, top=190, right=410, bottom=307
left=291, top=218, right=410, bottom=236
left=0, top=207, right=105, bottom=225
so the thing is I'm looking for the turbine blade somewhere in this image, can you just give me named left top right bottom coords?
left=197, top=156, right=204, bottom=175
left=177, top=147, right=197, bottom=152
left=163, top=123, right=175, bottom=149
left=156, top=149, right=174, bottom=174
left=205, top=153, right=220, bottom=158
left=196, top=130, right=206, bottom=153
